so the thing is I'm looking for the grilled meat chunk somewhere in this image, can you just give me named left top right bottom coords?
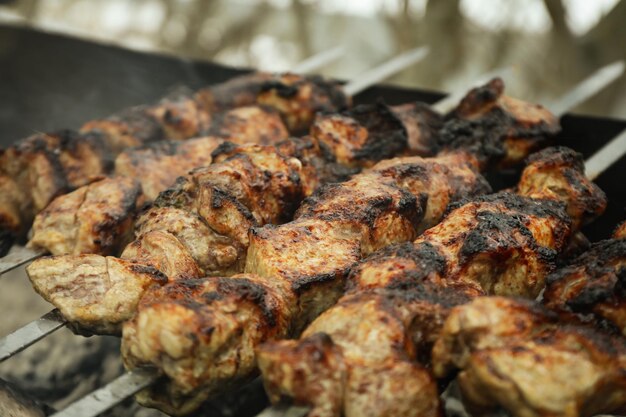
left=28, top=177, right=140, bottom=256
left=310, top=102, right=408, bottom=167
left=122, top=275, right=296, bottom=415
left=439, top=77, right=560, bottom=168
left=390, top=102, right=443, bottom=156
left=195, top=73, right=349, bottom=133
left=432, top=296, right=626, bottom=417
left=146, top=88, right=211, bottom=140
left=80, top=106, right=166, bottom=152
left=543, top=228, right=626, bottom=334
left=143, top=142, right=313, bottom=276
left=204, top=105, right=289, bottom=145
left=27, top=254, right=167, bottom=335
left=247, top=152, right=489, bottom=332
left=114, top=137, right=223, bottom=201
left=256, top=147, right=605, bottom=417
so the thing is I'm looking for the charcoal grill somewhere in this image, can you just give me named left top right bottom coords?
left=1, top=24, right=625, bottom=417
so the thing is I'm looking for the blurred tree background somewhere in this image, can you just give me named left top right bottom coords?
left=0, top=0, right=624, bottom=118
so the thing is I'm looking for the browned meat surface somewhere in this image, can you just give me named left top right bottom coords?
left=256, top=147, right=605, bottom=417
left=122, top=150, right=489, bottom=414
left=122, top=275, right=296, bottom=415
left=147, top=89, right=211, bottom=140
left=247, top=152, right=488, bottom=331
left=439, top=77, right=561, bottom=168
left=432, top=296, right=626, bottom=417
left=310, top=103, right=408, bottom=167
left=27, top=254, right=167, bottom=335
left=28, top=177, right=140, bottom=256
left=114, top=136, right=224, bottom=201
left=195, top=72, right=349, bottom=133
left=204, top=105, right=289, bottom=145
left=543, top=227, right=626, bottom=335
left=390, top=101, right=443, bottom=156
left=80, top=106, right=165, bottom=152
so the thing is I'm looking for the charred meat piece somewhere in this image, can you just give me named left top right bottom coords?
left=256, top=147, right=605, bottom=417
left=28, top=177, right=141, bottom=256
left=27, top=254, right=167, bottom=335
left=80, top=106, right=165, bottom=153
left=122, top=275, right=296, bottom=415
left=195, top=72, right=349, bottom=133
left=258, top=284, right=478, bottom=417
left=204, top=105, right=289, bottom=145
left=246, top=152, right=488, bottom=332
left=543, top=227, right=626, bottom=335
left=121, top=151, right=489, bottom=414
left=114, top=136, right=224, bottom=201
left=432, top=296, right=626, bottom=417
left=389, top=101, right=443, bottom=156
left=147, top=88, right=212, bottom=140
left=439, top=77, right=561, bottom=168
left=144, top=142, right=313, bottom=276
left=310, top=102, right=408, bottom=167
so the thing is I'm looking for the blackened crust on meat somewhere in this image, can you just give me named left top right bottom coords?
left=215, top=277, right=278, bottom=327
left=390, top=102, right=444, bottom=156
left=543, top=237, right=626, bottom=331
left=345, top=102, right=408, bottom=162
left=440, top=78, right=560, bottom=169
left=129, top=264, right=169, bottom=285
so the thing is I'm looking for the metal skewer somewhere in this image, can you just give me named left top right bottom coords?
left=47, top=62, right=626, bottom=417
left=291, top=46, right=345, bottom=74
left=0, top=245, right=45, bottom=276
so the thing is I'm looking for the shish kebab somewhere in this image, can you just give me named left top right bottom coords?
left=6, top=58, right=623, bottom=272
left=42, top=66, right=620, bottom=417
left=255, top=143, right=622, bottom=417
left=0, top=47, right=439, bottom=352
left=0, top=46, right=430, bottom=272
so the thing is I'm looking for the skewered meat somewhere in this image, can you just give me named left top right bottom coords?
left=123, top=274, right=297, bottom=415
left=29, top=177, right=140, bottom=256
left=439, top=77, right=560, bottom=168
left=432, top=296, right=626, bottom=417
left=256, top=147, right=606, bottom=417
left=120, top=151, right=488, bottom=415
left=27, top=254, right=167, bottom=335
left=195, top=73, right=349, bottom=133
left=24, top=105, right=294, bottom=256
left=543, top=224, right=626, bottom=335
left=0, top=72, right=344, bottom=249
left=26, top=81, right=561, bottom=415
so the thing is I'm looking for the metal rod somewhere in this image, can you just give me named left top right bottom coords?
left=49, top=368, right=159, bottom=417
left=585, top=129, right=626, bottom=181
left=0, top=246, right=45, bottom=276
left=291, top=46, right=345, bottom=74
left=342, top=46, right=430, bottom=96
left=551, top=60, right=625, bottom=117
left=0, top=309, right=65, bottom=362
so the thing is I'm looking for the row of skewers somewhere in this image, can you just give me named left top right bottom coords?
left=0, top=48, right=625, bottom=417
